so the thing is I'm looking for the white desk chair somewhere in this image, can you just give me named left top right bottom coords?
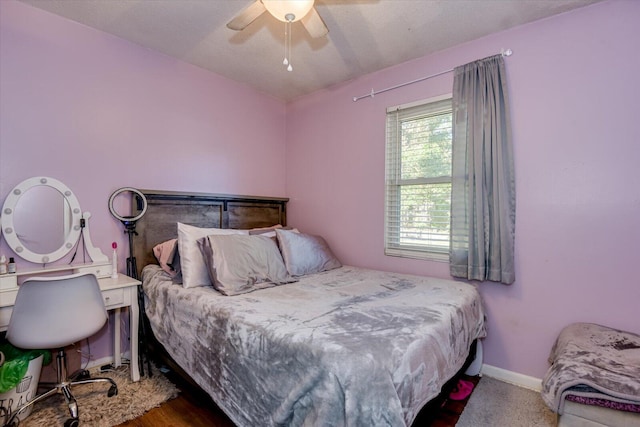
left=4, top=273, right=118, bottom=427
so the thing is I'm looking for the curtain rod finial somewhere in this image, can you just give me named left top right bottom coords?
left=501, top=48, right=513, bottom=57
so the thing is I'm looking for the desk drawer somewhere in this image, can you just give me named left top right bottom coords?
left=0, top=288, right=18, bottom=307
left=0, top=274, right=17, bottom=290
left=0, top=306, right=12, bottom=331
left=102, top=289, right=125, bottom=308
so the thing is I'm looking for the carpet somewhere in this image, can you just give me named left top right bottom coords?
left=20, top=365, right=178, bottom=427
left=457, top=376, right=557, bottom=426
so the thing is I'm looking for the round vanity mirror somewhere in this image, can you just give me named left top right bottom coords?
left=1, top=177, right=83, bottom=264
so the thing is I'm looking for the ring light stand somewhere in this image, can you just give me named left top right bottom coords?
left=108, top=187, right=151, bottom=377
left=108, top=187, right=147, bottom=280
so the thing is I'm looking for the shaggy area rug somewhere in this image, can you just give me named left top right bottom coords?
left=19, top=365, right=178, bottom=427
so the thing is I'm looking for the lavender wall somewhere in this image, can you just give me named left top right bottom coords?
left=1, top=1, right=286, bottom=358
left=286, top=0, right=640, bottom=378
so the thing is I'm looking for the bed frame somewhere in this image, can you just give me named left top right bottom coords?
left=130, top=189, right=479, bottom=422
left=130, top=190, right=288, bottom=385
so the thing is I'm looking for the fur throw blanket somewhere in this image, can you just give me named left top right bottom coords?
left=541, top=322, right=640, bottom=414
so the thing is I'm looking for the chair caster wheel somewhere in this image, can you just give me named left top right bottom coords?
left=108, top=385, right=118, bottom=397
left=64, top=418, right=79, bottom=427
left=75, top=369, right=90, bottom=380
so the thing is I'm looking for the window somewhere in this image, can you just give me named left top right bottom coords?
left=385, top=96, right=452, bottom=261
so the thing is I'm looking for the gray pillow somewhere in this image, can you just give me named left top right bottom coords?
left=178, top=222, right=248, bottom=289
left=198, top=234, right=296, bottom=296
left=275, top=229, right=342, bottom=276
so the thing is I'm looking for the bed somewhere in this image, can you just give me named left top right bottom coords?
left=133, top=190, right=487, bottom=426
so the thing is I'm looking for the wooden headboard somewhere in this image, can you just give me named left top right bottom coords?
left=131, top=190, right=288, bottom=277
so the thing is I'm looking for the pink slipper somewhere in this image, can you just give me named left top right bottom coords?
left=449, top=379, right=474, bottom=400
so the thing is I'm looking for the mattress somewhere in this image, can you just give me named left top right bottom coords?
left=142, top=264, right=486, bottom=426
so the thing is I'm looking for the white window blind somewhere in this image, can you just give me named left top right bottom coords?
left=385, top=97, right=453, bottom=260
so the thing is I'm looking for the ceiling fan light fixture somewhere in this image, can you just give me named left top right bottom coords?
left=263, top=0, right=314, bottom=23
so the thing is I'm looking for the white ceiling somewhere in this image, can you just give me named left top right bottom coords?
left=18, top=0, right=601, bottom=101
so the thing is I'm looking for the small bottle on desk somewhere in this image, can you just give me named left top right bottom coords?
left=7, top=257, right=16, bottom=274
left=111, top=242, right=119, bottom=279
left=0, top=255, right=7, bottom=274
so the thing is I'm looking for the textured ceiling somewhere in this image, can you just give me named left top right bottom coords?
left=18, top=0, right=601, bottom=101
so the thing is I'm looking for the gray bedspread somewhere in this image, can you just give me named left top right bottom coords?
left=142, top=264, right=486, bottom=426
left=541, top=322, right=640, bottom=414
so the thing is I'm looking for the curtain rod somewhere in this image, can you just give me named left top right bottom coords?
left=352, top=48, right=513, bottom=102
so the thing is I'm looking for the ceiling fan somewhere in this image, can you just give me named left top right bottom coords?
left=226, top=0, right=329, bottom=39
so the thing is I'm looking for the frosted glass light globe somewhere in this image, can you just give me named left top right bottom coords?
left=263, top=0, right=314, bottom=22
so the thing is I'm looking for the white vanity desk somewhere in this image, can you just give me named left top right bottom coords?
left=1, top=176, right=146, bottom=382
left=0, top=265, right=142, bottom=382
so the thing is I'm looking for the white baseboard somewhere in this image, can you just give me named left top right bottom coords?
left=481, top=364, right=543, bottom=392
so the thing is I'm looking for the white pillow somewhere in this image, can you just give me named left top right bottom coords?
left=177, top=222, right=248, bottom=288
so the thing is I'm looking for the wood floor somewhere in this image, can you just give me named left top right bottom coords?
left=117, top=370, right=480, bottom=427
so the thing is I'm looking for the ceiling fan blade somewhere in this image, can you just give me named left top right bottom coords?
left=301, top=7, right=329, bottom=38
left=226, top=0, right=267, bottom=31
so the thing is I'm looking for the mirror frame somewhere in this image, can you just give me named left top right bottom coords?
left=2, top=177, right=83, bottom=264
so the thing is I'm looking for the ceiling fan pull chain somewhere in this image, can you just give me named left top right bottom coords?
left=286, top=17, right=293, bottom=72
left=287, top=22, right=293, bottom=72
left=283, top=19, right=289, bottom=67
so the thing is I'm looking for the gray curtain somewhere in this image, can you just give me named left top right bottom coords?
left=449, top=54, right=516, bottom=284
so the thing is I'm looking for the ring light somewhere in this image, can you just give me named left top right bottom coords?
left=107, top=187, right=148, bottom=279
left=108, top=187, right=148, bottom=223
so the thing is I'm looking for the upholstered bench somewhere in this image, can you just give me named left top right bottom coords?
left=541, top=323, right=640, bottom=427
